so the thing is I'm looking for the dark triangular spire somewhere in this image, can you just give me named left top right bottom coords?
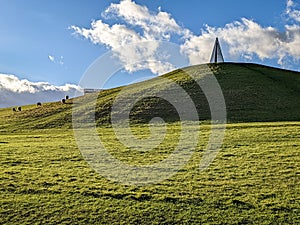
left=210, top=37, right=224, bottom=63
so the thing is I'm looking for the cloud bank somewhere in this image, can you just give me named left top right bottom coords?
left=0, top=74, right=82, bottom=108
left=71, top=0, right=300, bottom=73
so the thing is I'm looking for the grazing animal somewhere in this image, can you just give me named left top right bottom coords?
left=61, top=99, right=66, bottom=104
left=37, top=102, right=42, bottom=107
left=18, top=107, right=22, bottom=111
left=12, top=108, right=16, bottom=112
left=65, top=95, right=69, bottom=100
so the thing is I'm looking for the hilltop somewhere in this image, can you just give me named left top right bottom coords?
left=0, top=63, right=299, bottom=130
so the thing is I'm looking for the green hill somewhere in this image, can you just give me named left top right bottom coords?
left=0, top=63, right=299, bottom=224
left=0, top=63, right=299, bottom=130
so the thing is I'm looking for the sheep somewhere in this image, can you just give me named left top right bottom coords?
left=61, top=99, right=66, bottom=104
left=18, top=106, right=22, bottom=111
left=65, top=95, right=69, bottom=100
left=12, top=108, right=16, bottom=112
left=37, top=102, right=42, bottom=107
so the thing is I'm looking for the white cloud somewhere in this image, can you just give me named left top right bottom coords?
left=286, top=0, right=300, bottom=22
left=71, top=0, right=188, bottom=74
left=48, top=54, right=64, bottom=65
left=71, top=0, right=300, bottom=73
left=0, top=74, right=83, bottom=108
left=48, top=55, right=55, bottom=62
left=181, top=18, right=300, bottom=66
left=102, top=0, right=189, bottom=39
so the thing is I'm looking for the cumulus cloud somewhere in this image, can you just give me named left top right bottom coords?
left=70, top=0, right=189, bottom=74
left=181, top=18, right=300, bottom=66
left=71, top=0, right=300, bottom=74
left=0, top=74, right=83, bottom=108
left=102, top=0, right=189, bottom=39
left=286, top=0, right=300, bottom=22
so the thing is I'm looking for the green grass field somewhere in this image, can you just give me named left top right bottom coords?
left=0, top=63, right=299, bottom=224
left=1, top=122, right=299, bottom=224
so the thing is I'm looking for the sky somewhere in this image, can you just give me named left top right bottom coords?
left=0, top=0, right=300, bottom=107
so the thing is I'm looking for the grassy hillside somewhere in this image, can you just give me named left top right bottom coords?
left=0, top=63, right=299, bottom=224
left=0, top=63, right=299, bottom=131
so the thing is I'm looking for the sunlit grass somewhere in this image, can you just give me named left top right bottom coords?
left=1, top=122, right=299, bottom=224
left=0, top=63, right=299, bottom=223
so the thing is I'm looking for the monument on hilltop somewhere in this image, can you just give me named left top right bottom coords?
left=210, top=37, right=224, bottom=63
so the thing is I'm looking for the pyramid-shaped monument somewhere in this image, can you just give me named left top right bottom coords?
left=210, top=37, right=224, bottom=63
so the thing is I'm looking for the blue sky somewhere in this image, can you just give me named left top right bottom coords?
left=0, top=0, right=299, bottom=107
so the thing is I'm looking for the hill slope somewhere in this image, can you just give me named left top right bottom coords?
left=0, top=64, right=299, bottom=224
left=0, top=63, right=299, bottom=130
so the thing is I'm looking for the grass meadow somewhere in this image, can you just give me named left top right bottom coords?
left=1, top=121, right=299, bottom=224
